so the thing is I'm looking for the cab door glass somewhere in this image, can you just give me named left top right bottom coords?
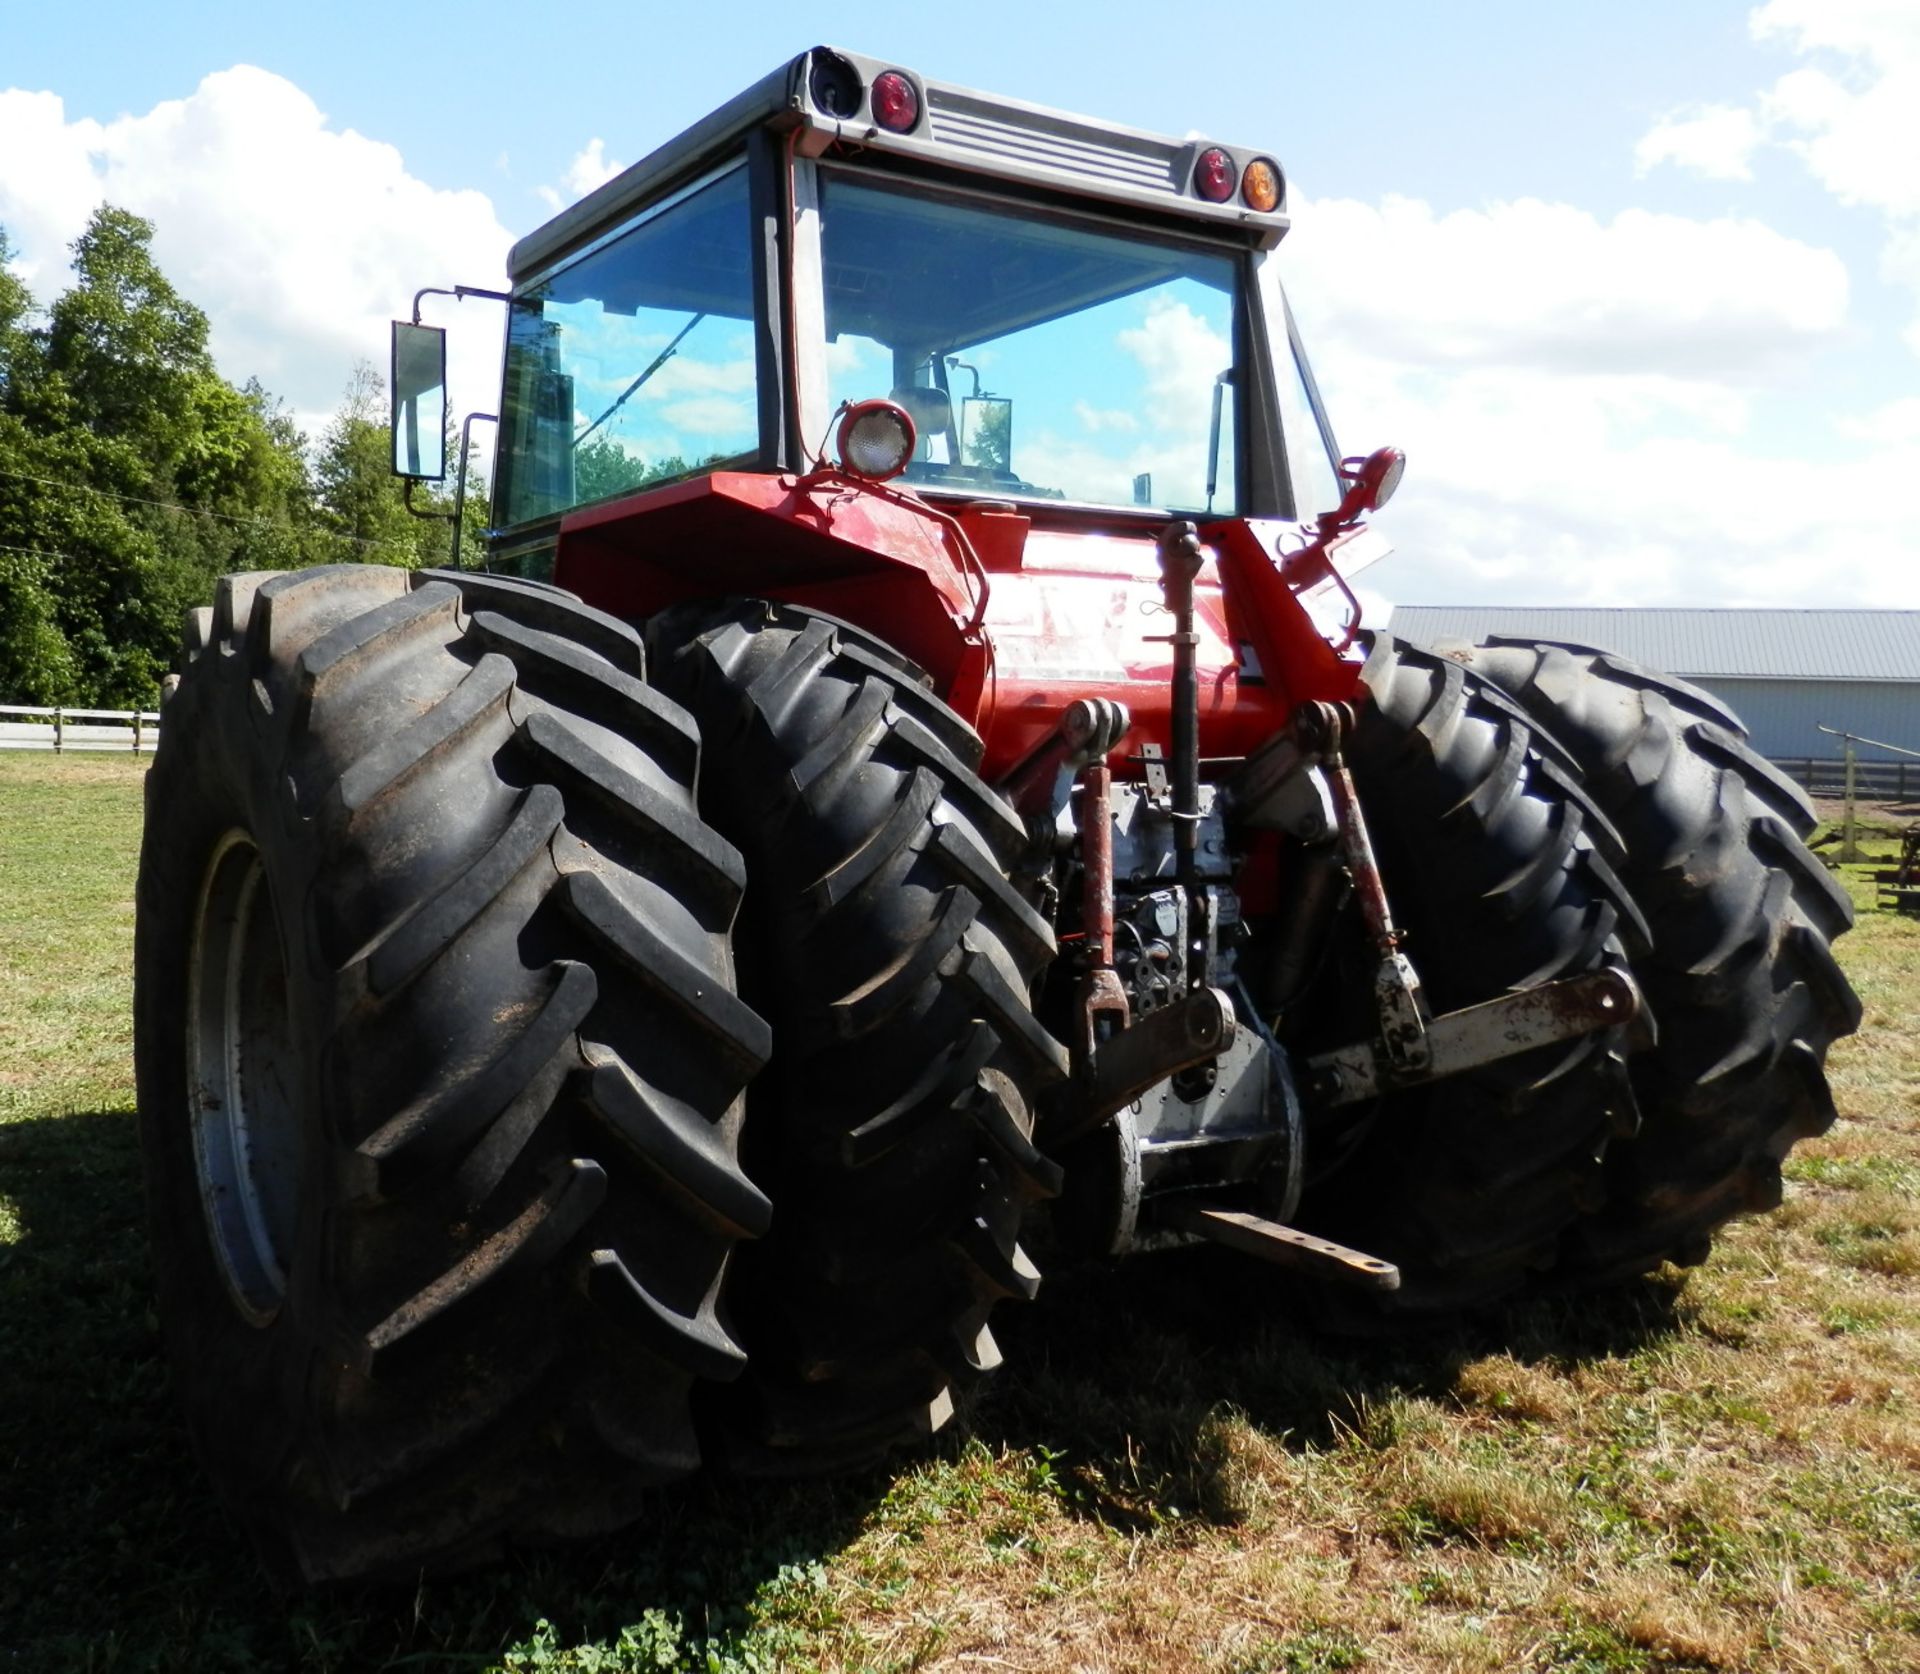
left=496, top=167, right=760, bottom=527
left=1255, top=259, right=1342, bottom=521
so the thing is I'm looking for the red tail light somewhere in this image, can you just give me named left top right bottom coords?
left=872, top=71, right=920, bottom=132
left=1193, top=147, right=1237, bottom=203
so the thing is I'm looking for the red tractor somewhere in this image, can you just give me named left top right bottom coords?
left=133, top=48, right=1860, bottom=1583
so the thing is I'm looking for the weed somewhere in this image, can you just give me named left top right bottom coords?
left=1217, top=1625, right=1365, bottom=1672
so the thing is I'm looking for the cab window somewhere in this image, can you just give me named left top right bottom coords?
left=496, top=166, right=761, bottom=527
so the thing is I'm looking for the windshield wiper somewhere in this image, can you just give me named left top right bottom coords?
left=573, top=312, right=706, bottom=450
left=1205, top=367, right=1232, bottom=513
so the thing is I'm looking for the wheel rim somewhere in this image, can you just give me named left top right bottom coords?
left=187, top=830, right=302, bottom=1326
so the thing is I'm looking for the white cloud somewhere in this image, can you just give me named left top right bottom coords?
left=1017, top=301, right=1235, bottom=510
left=1636, top=1, right=1920, bottom=216
left=1637, top=3, right=1920, bottom=351
left=1117, top=298, right=1231, bottom=435
left=659, top=394, right=754, bottom=437
left=0, top=67, right=512, bottom=442
left=641, top=350, right=756, bottom=401
left=536, top=138, right=626, bottom=213
left=1274, top=187, right=1920, bottom=610
left=1073, top=400, right=1138, bottom=434
left=1284, top=195, right=1846, bottom=381
left=1634, top=104, right=1765, bottom=180
left=1752, top=0, right=1920, bottom=75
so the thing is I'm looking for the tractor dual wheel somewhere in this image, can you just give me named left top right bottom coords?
left=1453, top=638, right=1862, bottom=1281
left=650, top=599, right=1067, bottom=1472
left=1291, top=634, right=1649, bottom=1315
left=135, top=565, right=768, bottom=1584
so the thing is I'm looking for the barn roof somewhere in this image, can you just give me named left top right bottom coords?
left=1384, top=608, right=1920, bottom=683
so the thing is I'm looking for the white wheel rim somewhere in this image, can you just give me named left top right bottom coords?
left=187, top=830, right=301, bottom=1326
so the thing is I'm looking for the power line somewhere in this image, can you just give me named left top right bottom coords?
left=0, top=464, right=422, bottom=554
left=0, top=539, right=94, bottom=567
left=0, top=538, right=418, bottom=575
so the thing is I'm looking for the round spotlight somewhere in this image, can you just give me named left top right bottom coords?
left=1242, top=157, right=1283, bottom=213
left=872, top=70, right=920, bottom=132
left=1368, top=447, right=1407, bottom=510
left=1330, top=445, right=1408, bottom=525
left=1193, top=147, right=1237, bottom=203
left=836, top=399, right=917, bottom=481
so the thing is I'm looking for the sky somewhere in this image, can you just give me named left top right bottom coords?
left=2, top=0, right=1917, bottom=611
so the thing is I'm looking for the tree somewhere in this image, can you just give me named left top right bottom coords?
left=43, top=207, right=213, bottom=473
left=313, top=361, right=479, bottom=570
left=0, top=229, right=33, bottom=401
left=0, top=209, right=330, bottom=707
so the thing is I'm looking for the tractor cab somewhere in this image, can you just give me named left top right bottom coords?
left=386, top=47, right=1405, bottom=774
left=395, top=50, right=1369, bottom=638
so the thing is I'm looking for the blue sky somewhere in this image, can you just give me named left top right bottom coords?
left=4, top=0, right=1918, bottom=609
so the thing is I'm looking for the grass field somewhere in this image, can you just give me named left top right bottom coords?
left=2, top=752, right=1915, bottom=1673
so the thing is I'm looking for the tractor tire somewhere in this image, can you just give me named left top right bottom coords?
left=134, top=565, right=769, bottom=1584
left=1291, top=635, right=1648, bottom=1314
left=648, top=600, right=1067, bottom=1471
left=1447, top=638, right=1861, bottom=1281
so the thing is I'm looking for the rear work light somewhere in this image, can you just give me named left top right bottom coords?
left=872, top=70, right=920, bottom=132
left=809, top=50, right=864, bottom=119
left=1193, top=147, right=1237, bottom=203
left=1242, top=157, right=1282, bottom=212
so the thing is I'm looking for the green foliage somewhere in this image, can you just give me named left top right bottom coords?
left=963, top=396, right=1012, bottom=474
left=572, top=436, right=704, bottom=506
left=312, top=360, right=468, bottom=569
left=0, top=206, right=473, bottom=708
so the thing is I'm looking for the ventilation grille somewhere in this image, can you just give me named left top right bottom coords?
left=926, top=89, right=1181, bottom=197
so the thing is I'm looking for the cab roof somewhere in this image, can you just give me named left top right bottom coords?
left=508, top=45, right=1290, bottom=283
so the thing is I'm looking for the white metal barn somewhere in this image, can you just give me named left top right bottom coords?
left=1385, top=608, right=1920, bottom=787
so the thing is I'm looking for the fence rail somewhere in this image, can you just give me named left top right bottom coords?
left=1773, top=757, right=1919, bottom=801
left=1, top=705, right=1913, bottom=796
left=0, top=704, right=163, bottom=753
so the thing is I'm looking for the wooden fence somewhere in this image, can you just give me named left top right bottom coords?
left=0, top=704, right=1912, bottom=798
left=1767, top=757, right=1918, bottom=801
left=0, top=705, right=163, bottom=754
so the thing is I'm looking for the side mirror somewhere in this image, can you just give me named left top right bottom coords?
left=390, top=321, right=448, bottom=480
left=961, top=396, right=1013, bottom=475
left=1324, top=445, right=1405, bottom=529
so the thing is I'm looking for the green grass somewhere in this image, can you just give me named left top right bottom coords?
left=2, top=757, right=1917, bottom=1671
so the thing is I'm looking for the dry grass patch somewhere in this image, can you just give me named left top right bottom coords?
left=1583, top=1575, right=1755, bottom=1669
left=4, top=760, right=1920, bottom=1672
left=1382, top=1450, right=1575, bottom=1551
left=1454, top=1354, right=1572, bottom=1424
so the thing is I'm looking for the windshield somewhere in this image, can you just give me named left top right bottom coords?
left=820, top=174, right=1241, bottom=516
left=495, top=167, right=761, bottom=527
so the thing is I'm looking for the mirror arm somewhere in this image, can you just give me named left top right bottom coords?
left=402, top=479, right=453, bottom=525
left=412, top=284, right=512, bottom=325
